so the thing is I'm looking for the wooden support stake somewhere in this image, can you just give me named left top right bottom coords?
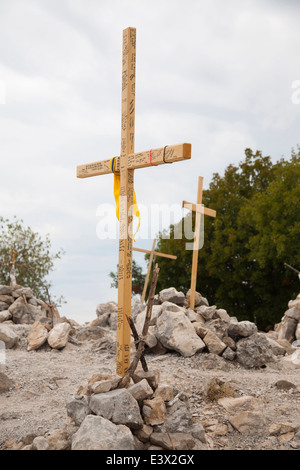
left=119, top=264, right=160, bottom=388
left=125, top=314, right=148, bottom=372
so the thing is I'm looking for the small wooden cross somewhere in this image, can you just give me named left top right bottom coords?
left=77, top=27, right=191, bottom=376
left=133, top=238, right=177, bottom=304
left=182, top=176, right=216, bottom=310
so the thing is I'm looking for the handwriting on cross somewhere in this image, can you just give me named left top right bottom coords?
left=77, top=27, right=192, bottom=376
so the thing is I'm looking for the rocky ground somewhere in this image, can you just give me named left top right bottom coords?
left=1, top=331, right=300, bottom=451
left=1, top=285, right=300, bottom=451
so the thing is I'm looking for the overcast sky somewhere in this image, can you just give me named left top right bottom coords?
left=0, top=0, right=299, bottom=323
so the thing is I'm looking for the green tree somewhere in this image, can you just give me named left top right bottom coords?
left=109, top=259, right=145, bottom=296
left=150, top=148, right=300, bottom=330
left=0, top=216, right=65, bottom=304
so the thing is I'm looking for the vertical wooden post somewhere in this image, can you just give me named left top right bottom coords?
left=189, top=176, right=203, bottom=311
left=141, top=238, right=157, bottom=304
left=116, top=27, right=136, bottom=377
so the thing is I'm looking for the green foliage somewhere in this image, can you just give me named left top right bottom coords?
left=109, top=259, right=145, bottom=296
left=149, top=148, right=300, bottom=330
left=0, top=216, right=65, bottom=304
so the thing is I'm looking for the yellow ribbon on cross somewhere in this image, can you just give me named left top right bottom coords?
left=110, top=157, right=141, bottom=241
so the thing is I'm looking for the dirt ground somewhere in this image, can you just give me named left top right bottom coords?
left=1, top=329, right=300, bottom=451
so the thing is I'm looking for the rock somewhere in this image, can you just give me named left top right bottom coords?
left=151, top=340, right=168, bottom=355
left=155, top=309, right=205, bottom=357
left=161, top=301, right=184, bottom=313
left=46, top=429, right=70, bottom=450
left=186, top=289, right=202, bottom=307
left=155, top=398, right=193, bottom=434
left=281, top=349, right=300, bottom=367
left=227, top=320, right=257, bottom=338
left=154, top=384, right=174, bottom=402
left=133, top=424, right=153, bottom=443
left=150, top=432, right=195, bottom=450
left=236, top=333, right=274, bottom=368
left=229, top=411, right=266, bottom=434
left=0, top=286, right=12, bottom=295
left=27, top=321, right=48, bottom=351
left=88, top=374, right=121, bottom=394
left=74, top=325, right=107, bottom=341
left=265, top=337, right=286, bottom=356
left=196, top=305, right=216, bottom=321
left=222, top=336, right=237, bottom=350
left=285, top=307, right=300, bottom=321
left=203, top=330, right=227, bottom=355
left=0, top=324, right=19, bottom=348
left=0, top=310, right=12, bottom=323
left=96, top=301, right=117, bottom=318
left=0, top=295, right=14, bottom=304
left=158, top=288, right=186, bottom=306
left=91, top=314, right=110, bottom=327
left=71, top=415, right=135, bottom=450
left=218, top=395, right=263, bottom=413
left=222, top=347, right=236, bottom=361
left=0, top=372, right=14, bottom=393
left=193, top=323, right=208, bottom=338
left=274, top=380, right=296, bottom=390
left=277, top=316, right=298, bottom=343
left=205, top=319, right=229, bottom=339
left=127, top=379, right=154, bottom=402
left=132, top=369, right=160, bottom=391
left=12, top=287, right=34, bottom=299
left=32, top=436, right=50, bottom=450
left=213, top=309, right=231, bottom=322
left=185, top=309, right=201, bottom=323
left=268, top=422, right=298, bottom=436
left=142, top=397, right=167, bottom=426
left=66, top=396, right=90, bottom=426
left=89, top=388, right=143, bottom=430
left=9, top=298, right=45, bottom=324
left=288, top=298, right=300, bottom=309
left=296, top=323, right=300, bottom=341
left=48, top=322, right=71, bottom=349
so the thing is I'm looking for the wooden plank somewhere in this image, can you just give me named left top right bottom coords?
left=182, top=200, right=216, bottom=218
left=189, top=176, right=203, bottom=311
left=116, top=27, right=136, bottom=377
left=140, top=238, right=156, bottom=304
left=133, top=246, right=177, bottom=260
left=77, top=143, right=191, bottom=178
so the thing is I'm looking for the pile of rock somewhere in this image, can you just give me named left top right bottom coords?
left=274, top=293, right=300, bottom=344
left=96, top=287, right=289, bottom=369
left=0, top=284, right=75, bottom=352
left=66, top=368, right=209, bottom=450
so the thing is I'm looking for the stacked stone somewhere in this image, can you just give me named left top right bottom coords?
left=275, top=293, right=300, bottom=344
left=96, top=287, right=285, bottom=369
left=66, top=369, right=209, bottom=451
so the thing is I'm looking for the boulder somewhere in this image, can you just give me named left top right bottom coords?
left=0, top=286, right=12, bottom=296
left=71, top=415, right=135, bottom=450
left=213, top=309, right=231, bottom=322
left=0, top=301, right=9, bottom=312
left=127, top=379, right=154, bottom=402
left=227, top=320, right=257, bottom=339
left=48, top=322, right=71, bottom=349
left=0, top=324, right=19, bottom=349
left=236, top=333, right=274, bottom=368
left=12, top=287, right=34, bottom=299
left=88, top=374, right=121, bottom=394
left=133, top=424, right=153, bottom=443
left=285, top=307, right=300, bottom=321
left=265, top=337, right=286, bottom=356
left=161, top=301, right=185, bottom=313
left=154, top=384, right=174, bottom=402
left=229, top=411, right=266, bottom=434
left=27, top=321, right=48, bottom=351
left=89, top=388, right=143, bottom=430
left=296, top=323, right=300, bottom=341
left=150, top=432, right=195, bottom=450
left=158, top=288, right=185, bottom=306
left=203, top=330, right=227, bottom=355
left=0, top=310, right=12, bottom=323
left=154, top=398, right=194, bottom=434
left=218, top=395, right=263, bottom=413
left=186, top=289, right=202, bottom=307
left=9, top=298, right=45, bottom=324
left=196, top=305, right=216, bottom=321
left=155, top=309, right=205, bottom=357
left=222, top=347, right=236, bottom=361
left=66, top=396, right=91, bottom=426
left=96, top=301, right=117, bottom=318
left=142, top=397, right=166, bottom=426
left=277, top=316, right=298, bottom=343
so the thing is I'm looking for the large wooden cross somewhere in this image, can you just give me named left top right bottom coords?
left=133, top=238, right=177, bottom=304
left=182, top=176, right=216, bottom=310
left=77, top=27, right=191, bottom=376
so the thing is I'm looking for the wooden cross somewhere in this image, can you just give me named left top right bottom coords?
left=182, top=176, right=216, bottom=310
left=133, top=238, right=177, bottom=304
left=76, top=27, right=191, bottom=376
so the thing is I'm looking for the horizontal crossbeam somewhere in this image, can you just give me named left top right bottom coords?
left=182, top=200, right=216, bottom=218
left=132, top=247, right=177, bottom=260
left=77, top=143, right=191, bottom=178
